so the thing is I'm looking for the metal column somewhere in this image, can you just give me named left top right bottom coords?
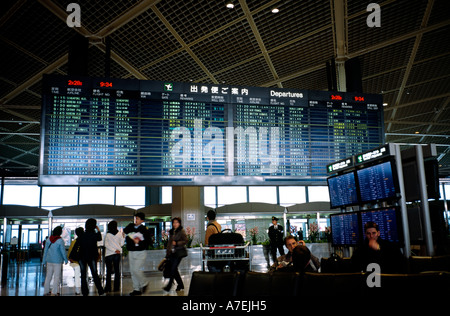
left=394, top=144, right=411, bottom=257
left=416, top=145, right=435, bottom=256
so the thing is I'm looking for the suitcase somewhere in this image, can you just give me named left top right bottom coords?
left=208, top=229, right=245, bottom=246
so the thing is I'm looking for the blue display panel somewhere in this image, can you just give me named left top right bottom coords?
left=330, top=212, right=361, bottom=246
left=360, top=208, right=401, bottom=244
left=356, top=161, right=399, bottom=203
left=39, top=75, right=383, bottom=186
left=327, top=172, right=359, bottom=209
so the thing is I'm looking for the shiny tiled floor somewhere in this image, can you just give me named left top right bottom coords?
left=0, top=258, right=192, bottom=296
left=0, top=246, right=277, bottom=296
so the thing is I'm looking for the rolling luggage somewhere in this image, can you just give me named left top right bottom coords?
left=208, top=229, right=245, bottom=246
left=205, top=229, right=249, bottom=272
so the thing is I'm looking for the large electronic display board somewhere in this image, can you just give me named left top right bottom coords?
left=327, top=171, right=359, bottom=209
left=39, top=75, right=384, bottom=185
left=356, top=160, right=399, bottom=203
left=330, top=212, right=361, bottom=246
left=360, top=207, right=402, bottom=244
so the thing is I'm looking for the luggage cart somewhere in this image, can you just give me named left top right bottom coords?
left=200, top=242, right=252, bottom=272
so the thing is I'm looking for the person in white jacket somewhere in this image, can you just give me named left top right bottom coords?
left=104, top=221, right=125, bottom=293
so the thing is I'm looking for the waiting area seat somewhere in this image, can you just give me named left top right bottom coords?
left=408, top=255, right=450, bottom=273
left=188, top=271, right=244, bottom=296
left=189, top=270, right=450, bottom=297
left=239, top=271, right=301, bottom=296
left=320, top=255, right=450, bottom=274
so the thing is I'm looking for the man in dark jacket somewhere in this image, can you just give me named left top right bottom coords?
left=268, top=216, right=285, bottom=265
left=351, top=221, right=405, bottom=274
left=124, top=212, right=150, bottom=295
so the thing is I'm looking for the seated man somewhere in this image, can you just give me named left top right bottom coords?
left=351, top=221, right=405, bottom=274
left=269, top=236, right=320, bottom=272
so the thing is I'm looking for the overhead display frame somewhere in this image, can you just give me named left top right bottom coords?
left=39, top=75, right=384, bottom=186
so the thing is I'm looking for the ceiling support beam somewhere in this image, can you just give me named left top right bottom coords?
left=0, top=54, right=68, bottom=106
left=151, top=6, right=218, bottom=84
left=95, top=0, right=162, bottom=38
left=383, top=93, right=450, bottom=112
left=332, top=0, right=347, bottom=92
left=348, top=18, right=449, bottom=60
left=420, top=96, right=450, bottom=141
left=37, top=0, right=148, bottom=80
left=387, top=0, right=434, bottom=132
left=261, top=64, right=325, bottom=88
left=239, top=0, right=282, bottom=88
left=384, top=120, right=450, bottom=127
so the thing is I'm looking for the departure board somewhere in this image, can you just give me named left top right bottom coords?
left=360, top=208, right=401, bottom=243
left=39, top=75, right=384, bottom=186
left=330, top=212, right=361, bottom=246
left=327, top=172, right=359, bottom=209
left=357, top=161, right=399, bottom=203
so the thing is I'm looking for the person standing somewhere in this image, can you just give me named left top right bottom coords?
left=78, top=218, right=104, bottom=296
left=42, top=226, right=68, bottom=296
left=104, top=221, right=125, bottom=293
left=163, top=217, right=188, bottom=292
left=205, top=209, right=221, bottom=245
left=205, top=210, right=222, bottom=272
left=124, top=212, right=150, bottom=296
left=268, top=216, right=285, bottom=266
left=67, top=227, right=84, bottom=295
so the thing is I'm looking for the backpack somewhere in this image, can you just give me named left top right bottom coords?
left=321, top=253, right=343, bottom=273
left=68, top=239, right=81, bottom=262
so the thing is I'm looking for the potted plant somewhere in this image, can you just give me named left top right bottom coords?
left=308, top=222, right=319, bottom=243
left=249, top=227, right=259, bottom=245
left=161, top=230, right=169, bottom=248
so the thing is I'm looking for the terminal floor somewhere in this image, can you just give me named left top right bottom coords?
left=0, top=258, right=270, bottom=296
left=0, top=258, right=193, bottom=296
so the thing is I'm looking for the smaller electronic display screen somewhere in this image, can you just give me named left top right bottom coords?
left=360, top=207, right=402, bottom=244
left=330, top=212, right=361, bottom=246
left=327, top=171, right=359, bottom=209
left=357, top=160, right=398, bottom=203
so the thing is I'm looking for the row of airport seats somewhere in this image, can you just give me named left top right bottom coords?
left=319, top=255, right=450, bottom=274
left=188, top=270, right=450, bottom=297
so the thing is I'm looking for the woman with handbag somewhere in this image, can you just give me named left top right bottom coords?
left=163, top=217, right=188, bottom=292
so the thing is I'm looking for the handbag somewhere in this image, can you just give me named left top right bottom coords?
left=162, top=259, right=172, bottom=279
left=68, top=239, right=81, bottom=262
left=158, top=258, right=167, bottom=271
left=160, top=258, right=171, bottom=278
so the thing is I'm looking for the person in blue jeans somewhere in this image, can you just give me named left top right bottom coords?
left=42, top=226, right=68, bottom=296
left=78, top=218, right=105, bottom=296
